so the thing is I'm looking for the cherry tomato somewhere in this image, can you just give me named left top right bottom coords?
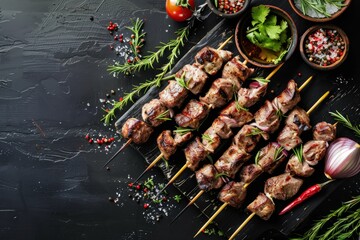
left=166, top=0, right=195, bottom=22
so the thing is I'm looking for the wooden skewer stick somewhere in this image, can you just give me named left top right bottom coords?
left=133, top=153, right=164, bottom=184
left=193, top=90, right=330, bottom=239
left=154, top=63, right=285, bottom=198
left=170, top=190, right=205, bottom=224
left=228, top=212, right=256, bottom=240
left=103, top=35, right=234, bottom=169
left=102, top=139, right=132, bottom=168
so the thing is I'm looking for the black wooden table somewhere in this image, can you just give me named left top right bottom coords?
left=1, top=0, right=359, bottom=240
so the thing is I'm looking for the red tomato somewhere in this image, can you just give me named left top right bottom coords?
left=166, top=0, right=195, bottom=22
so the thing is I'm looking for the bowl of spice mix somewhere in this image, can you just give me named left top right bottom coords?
left=300, top=25, right=349, bottom=70
left=288, top=0, right=351, bottom=22
left=206, top=0, right=251, bottom=19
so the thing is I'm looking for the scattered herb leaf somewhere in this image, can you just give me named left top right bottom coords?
left=330, top=110, right=360, bottom=137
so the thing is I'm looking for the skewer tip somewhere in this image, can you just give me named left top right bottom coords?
left=102, top=138, right=132, bottom=168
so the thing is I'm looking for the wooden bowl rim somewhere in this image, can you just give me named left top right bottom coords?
left=299, top=24, right=349, bottom=70
left=235, top=4, right=298, bottom=68
left=288, top=0, right=352, bottom=22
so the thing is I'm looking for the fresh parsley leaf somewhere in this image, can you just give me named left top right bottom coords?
left=251, top=5, right=270, bottom=25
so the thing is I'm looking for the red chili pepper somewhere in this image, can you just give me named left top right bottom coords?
left=279, top=179, right=334, bottom=215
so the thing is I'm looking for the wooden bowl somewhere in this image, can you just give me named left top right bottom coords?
left=206, top=0, right=251, bottom=19
left=235, top=5, right=298, bottom=68
left=288, top=0, right=351, bottom=22
left=299, top=25, right=349, bottom=71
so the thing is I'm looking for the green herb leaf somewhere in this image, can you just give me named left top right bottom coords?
left=215, top=172, right=228, bottom=179
left=293, top=145, right=303, bottom=163
left=173, top=194, right=182, bottom=203
left=330, top=110, right=360, bottom=137
left=175, top=71, right=188, bottom=89
left=274, top=146, right=285, bottom=162
left=173, top=126, right=195, bottom=136
left=144, top=177, right=155, bottom=190
left=155, top=109, right=172, bottom=121
left=254, top=150, right=261, bottom=165
left=251, top=5, right=270, bottom=25
left=202, top=134, right=214, bottom=144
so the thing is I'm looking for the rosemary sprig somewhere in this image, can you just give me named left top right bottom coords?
left=213, top=0, right=218, bottom=8
left=173, top=126, right=195, bottom=136
left=298, top=0, right=346, bottom=18
left=293, top=144, right=303, bottom=163
left=250, top=77, right=271, bottom=85
left=246, top=128, right=265, bottom=137
left=254, top=150, right=261, bottom=165
left=127, top=18, right=145, bottom=59
left=233, top=88, right=249, bottom=112
left=175, top=71, right=188, bottom=89
left=215, top=172, right=228, bottom=179
left=107, top=25, right=190, bottom=75
left=155, top=109, right=172, bottom=121
left=274, top=146, right=285, bottom=162
left=202, top=134, right=214, bottom=144
left=330, top=110, right=360, bottom=137
left=290, top=195, right=360, bottom=240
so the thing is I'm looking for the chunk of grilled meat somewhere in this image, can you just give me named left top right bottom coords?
left=257, top=142, right=288, bottom=174
left=174, top=131, right=194, bottom=146
left=175, top=64, right=208, bottom=95
left=285, top=154, right=315, bottom=177
left=195, top=164, right=224, bottom=191
left=264, top=173, right=303, bottom=201
left=175, top=100, right=210, bottom=129
left=218, top=181, right=247, bottom=208
left=202, top=127, right=221, bottom=153
left=184, top=137, right=208, bottom=171
left=157, top=130, right=177, bottom=160
left=272, top=79, right=301, bottom=115
left=254, top=100, right=281, bottom=134
left=142, top=98, right=173, bottom=127
left=200, top=78, right=240, bottom=108
left=159, top=80, right=188, bottom=108
left=239, top=163, right=263, bottom=185
left=247, top=192, right=275, bottom=220
left=277, top=124, right=302, bottom=151
left=303, top=140, right=328, bottom=166
left=233, top=124, right=266, bottom=153
left=237, top=80, right=268, bottom=108
left=285, top=107, right=311, bottom=133
left=194, top=47, right=233, bottom=75
left=121, top=118, right=153, bottom=144
left=219, top=102, right=254, bottom=128
left=222, top=56, right=254, bottom=83
left=313, top=121, right=337, bottom=142
left=214, top=146, right=251, bottom=178
left=210, top=118, right=233, bottom=139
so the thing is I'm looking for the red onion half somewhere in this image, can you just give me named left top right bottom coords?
left=324, top=137, right=360, bottom=179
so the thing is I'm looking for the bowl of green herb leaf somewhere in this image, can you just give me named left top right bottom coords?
left=235, top=4, right=298, bottom=68
left=288, top=0, right=351, bottom=22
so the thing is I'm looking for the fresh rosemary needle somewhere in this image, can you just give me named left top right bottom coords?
left=330, top=110, right=360, bottom=137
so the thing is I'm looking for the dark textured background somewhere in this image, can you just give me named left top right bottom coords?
left=0, top=0, right=359, bottom=240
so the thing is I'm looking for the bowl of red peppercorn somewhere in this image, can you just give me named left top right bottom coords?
left=299, top=24, right=349, bottom=70
left=206, top=0, right=251, bottom=19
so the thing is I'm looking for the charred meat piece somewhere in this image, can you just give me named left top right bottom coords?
left=210, top=118, right=233, bottom=139
left=175, top=64, right=208, bottom=95
left=195, top=164, right=224, bottom=191
left=239, top=163, right=263, bottom=184
left=184, top=137, right=208, bottom=171
left=200, top=78, right=240, bottom=108
left=159, top=80, right=188, bottom=108
left=257, top=142, right=288, bottom=173
left=175, top=100, right=210, bottom=129
left=233, top=125, right=265, bottom=153
left=313, top=121, right=337, bottom=142
left=157, top=130, right=177, bottom=160
left=303, top=140, right=328, bottom=166
left=237, top=81, right=268, bottom=108
left=264, top=173, right=303, bottom=201
left=219, top=102, right=254, bottom=128
left=272, top=79, right=301, bottom=115
left=254, top=100, right=281, bottom=134
left=277, top=124, right=302, bottom=151
left=285, top=154, right=315, bottom=177
left=174, top=131, right=194, bottom=146
left=247, top=192, right=275, bottom=220
left=218, top=181, right=247, bottom=208
left=121, top=118, right=153, bottom=144
left=202, top=127, right=221, bottom=153
left=214, top=146, right=251, bottom=178
left=222, top=56, right=254, bottom=83
left=142, top=98, right=172, bottom=127
left=194, top=47, right=233, bottom=75
left=285, top=107, right=311, bottom=133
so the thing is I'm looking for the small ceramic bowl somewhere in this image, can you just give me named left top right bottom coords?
left=206, top=0, right=251, bottom=19
left=235, top=5, right=298, bottom=68
left=288, top=0, right=351, bottom=22
left=299, top=25, right=349, bottom=71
